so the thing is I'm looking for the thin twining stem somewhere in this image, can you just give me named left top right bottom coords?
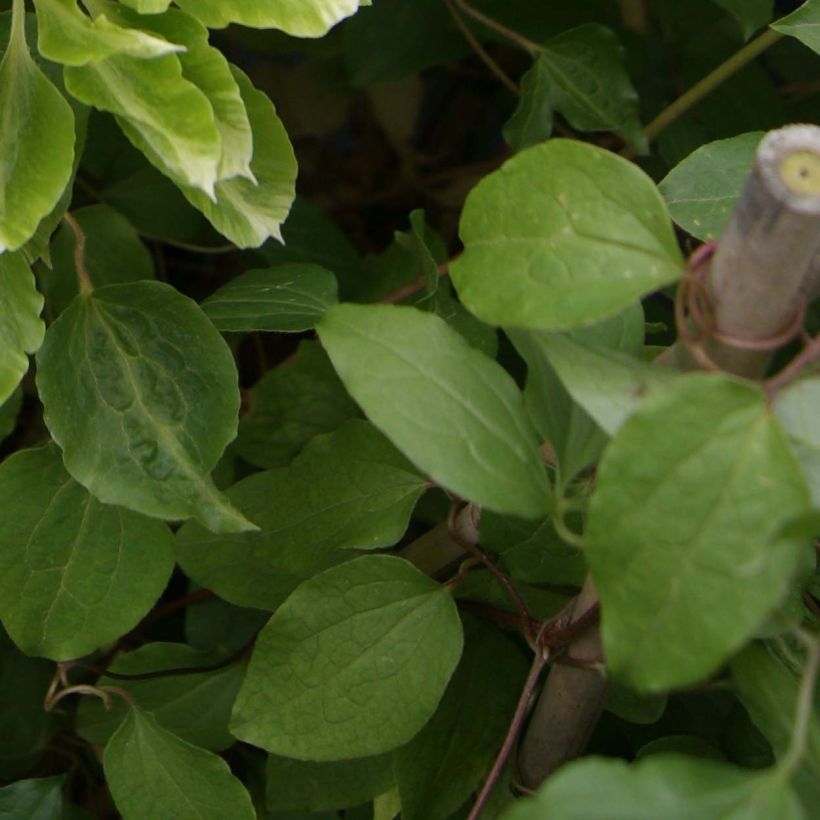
left=632, top=27, right=783, bottom=152
left=468, top=631, right=550, bottom=820
left=450, top=0, right=539, bottom=55
left=445, top=0, right=520, bottom=96
left=779, top=628, right=820, bottom=777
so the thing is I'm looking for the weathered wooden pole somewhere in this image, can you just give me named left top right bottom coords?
left=515, top=124, right=820, bottom=791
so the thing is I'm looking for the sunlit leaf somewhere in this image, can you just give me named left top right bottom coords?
left=450, top=140, right=682, bottom=331
left=0, top=4, right=74, bottom=251
left=36, top=281, right=254, bottom=533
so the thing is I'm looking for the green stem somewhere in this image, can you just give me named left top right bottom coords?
left=10, top=0, right=26, bottom=52
left=450, top=0, right=539, bottom=55
left=779, top=629, right=820, bottom=778
left=642, top=27, right=783, bottom=145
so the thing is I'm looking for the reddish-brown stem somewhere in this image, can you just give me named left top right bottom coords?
left=457, top=599, right=541, bottom=637
left=381, top=259, right=452, bottom=304
left=137, top=587, right=216, bottom=630
left=765, top=334, right=820, bottom=395
left=468, top=644, right=549, bottom=819
left=448, top=503, right=536, bottom=647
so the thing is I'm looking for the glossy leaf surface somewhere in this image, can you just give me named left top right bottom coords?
left=202, top=264, right=338, bottom=332
left=732, top=640, right=820, bottom=805
left=659, top=132, right=763, bottom=241
left=529, top=333, right=678, bottom=437
left=231, top=555, right=463, bottom=760
left=0, top=252, right=44, bottom=404
left=535, top=25, right=645, bottom=152
left=266, top=753, right=394, bottom=813
left=174, top=0, right=363, bottom=37
left=236, top=340, right=360, bottom=469
left=774, top=376, right=820, bottom=506
left=586, top=375, right=809, bottom=690
left=64, top=51, right=221, bottom=196
left=33, top=0, right=182, bottom=66
left=394, top=619, right=528, bottom=820
left=0, top=5, right=74, bottom=251
left=103, top=5, right=255, bottom=182
left=104, top=706, right=255, bottom=820
left=178, top=69, right=297, bottom=248
left=499, top=755, right=803, bottom=819
left=0, top=445, right=174, bottom=659
left=0, top=776, right=63, bottom=819
left=318, top=304, right=550, bottom=518
left=176, top=420, right=427, bottom=609
left=77, top=642, right=246, bottom=751
left=450, top=140, right=682, bottom=331
left=772, top=0, right=820, bottom=54
left=36, top=281, right=252, bottom=533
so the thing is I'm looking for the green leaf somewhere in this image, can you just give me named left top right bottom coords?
left=36, top=281, right=254, bottom=534
left=0, top=251, right=44, bottom=404
left=185, top=594, right=268, bottom=654
left=499, top=755, right=804, bottom=819
left=503, top=59, right=553, bottom=152
left=0, top=4, right=75, bottom=251
left=258, top=196, right=362, bottom=300
left=104, top=706, right=255, bottom=820
left=236, top=340, right=360, bottom=469
left=76, top=642, right=246, bottom=751
left=100, top=4, right=255, bottom=182
left=201, top=264, right=338, bottom=332
left=398, top=211, right=498, bottom=357
left=0, top=777, right=63, bottom=819
left=605, top=683, right=667, bottom=726
left=586, top=374, right=810, bottom=691
left=481, top=511, right=586, bottom=587
left=509, top=304, right=648, bottom=483
left=450, top=140, right=682, bottom=331
left=64, top=50, right=221, bottom=196
left=230, top=554, right=463, bottom=760
left=394, top=618, right=528, bottom=820
left=119, top=0, right=172, bottom=11
left=177, top=68, right=297, bottom=248
left=0, top=386, right=21, bottom=444
left=535, top=25, right=646, bottom=153
left=266, top=753, right=394, bottom=813
left=711, top=0, right=773, bottom=39
left=526, top=333, right=679, bottom=438
left=659, top=132, right=763, bottom=242
left=0, top=628, right=55, bottom=778
left=176, top=420, right=428, bottom=610
left=32, top=0, right=182, bottom=66
left=772, top=0, right=820, bottom=54
left=318, top=304, right=550, bottom=519
left=174, top=0, right=363, bottom=37
left=732, top=640, right=820, bottom=805
left=343, top=0, right=464, bottom=86
left=81, top=110, right=216, bottom=244
left=774, top=376, right=820, bottom=507
left=455, top=568, right=569, bottom=621
left=0, top=445, right=174, bottom=659
left=37, top=204, right=154, bottom=318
